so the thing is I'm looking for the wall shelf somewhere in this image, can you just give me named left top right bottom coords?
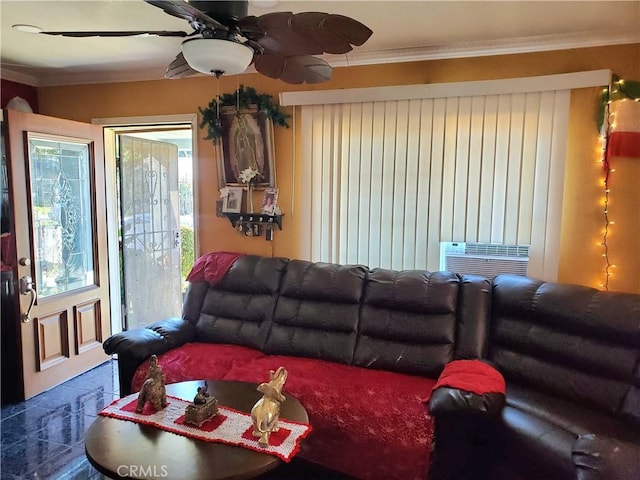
left=223, top=213, right=283, bottom=239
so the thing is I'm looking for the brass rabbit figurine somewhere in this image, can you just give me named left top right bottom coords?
left=251, top=366, right=288, bottom=446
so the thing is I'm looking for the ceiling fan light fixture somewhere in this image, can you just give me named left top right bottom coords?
left=181, top=38, right=253, bottom=77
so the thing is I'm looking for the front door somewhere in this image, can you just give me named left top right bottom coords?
left=6, top=109, right=111, bottom=399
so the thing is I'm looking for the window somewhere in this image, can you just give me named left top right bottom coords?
left=282, top=71, right=610, bottom=280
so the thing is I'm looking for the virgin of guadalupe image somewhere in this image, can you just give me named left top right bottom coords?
left=228, top=111, right=265, bottom=183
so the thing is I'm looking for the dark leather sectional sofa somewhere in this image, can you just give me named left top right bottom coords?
left=104, top=254, right=640, bottom=480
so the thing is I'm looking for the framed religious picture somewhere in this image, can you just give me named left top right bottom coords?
left=217, top=106, right=276, bottom=189
left=261, top=187, right=279, bottom=214
left=222, top=186, right=243, bottom=213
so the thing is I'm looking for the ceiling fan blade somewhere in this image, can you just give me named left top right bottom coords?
left=39, top=30, right=188, bottom=38
left=292, top=13, right=373, bottom=53
left=255, top=54, right=332, bottom=84
left=144, top=0, right=228, bottom=31
left=243, top=12, right=324, bottom=56
left=164, top=52, right=199, bottom=79
left=239, top=12, right=372, bottom=56
left=321, top=14, right=373, bottom=47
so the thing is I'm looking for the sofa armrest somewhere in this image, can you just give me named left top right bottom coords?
left=104, top=326, right=164, bottom=359
left=146, top=317, right=198, bottom=349
left=429, top=388, right=505, bottom=416
left=428, top=360, right=506, bottom=480
left=104, top=318, right=196, bottom=358
left=103, top=318, right=197, bottom=395
left=573, top=433, right=640, bottom=480
left=428, top=359, right=506, bottom=416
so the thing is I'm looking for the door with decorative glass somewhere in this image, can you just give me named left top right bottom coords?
left=118, top=134, right=182, bottom=330
left=6, top=109, right=111, bottom=399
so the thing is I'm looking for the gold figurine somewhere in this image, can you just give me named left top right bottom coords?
left=184, top=383, right=219, bottom=427
left=251, top=366, right=288, bottom=446
left=135, top=355, right=167, bottom=413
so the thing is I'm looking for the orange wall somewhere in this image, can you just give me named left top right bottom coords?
left=37, top=43, right=640, bottom=293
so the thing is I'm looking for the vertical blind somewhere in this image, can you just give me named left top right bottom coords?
left=299, top=90, right=571, bottom=279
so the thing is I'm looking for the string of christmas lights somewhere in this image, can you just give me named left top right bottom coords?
left=599, top=86, right=613, bottom=291
left=597, top=75, right=640, bottom=291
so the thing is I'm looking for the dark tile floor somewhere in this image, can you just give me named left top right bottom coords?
left=1, top=359, right=119, bottom=479
left=1, top=360, right=352, bottom=480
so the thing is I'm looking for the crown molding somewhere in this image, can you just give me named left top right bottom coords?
left=325, top=30, right=640, bottom=67
left=2, top=30, right=638, bottom=87
left=0, top=68, right=39, bottom=86
left=0, top=66, right=171, bottom=88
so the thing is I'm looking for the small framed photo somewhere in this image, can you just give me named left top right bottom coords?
left=222, top=186, right=243, bottom=213
left=262, top=187, right=279, bottom=214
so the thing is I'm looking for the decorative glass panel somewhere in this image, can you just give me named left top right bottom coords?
left=28, top=136, right=95, bottom=298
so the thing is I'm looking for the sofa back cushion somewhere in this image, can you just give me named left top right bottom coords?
left=193, top=255, right=289, bottom=350
left=489, top=275, right=640, bottom=425
left=265, top=259, right=366, bottom=364
left=454, top=274, right=492, bottom=360
left=353, top=269, right=462, bottom=378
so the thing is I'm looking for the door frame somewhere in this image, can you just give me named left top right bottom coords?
left=93, top=114, right=198, bottom=336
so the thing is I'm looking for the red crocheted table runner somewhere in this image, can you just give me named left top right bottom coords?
left=432, top=359, right=505, bottom=395
left=99, top=394, right=312, bottom=462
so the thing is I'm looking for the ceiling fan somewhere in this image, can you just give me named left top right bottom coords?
left=18, top=0, right=373, bottom=84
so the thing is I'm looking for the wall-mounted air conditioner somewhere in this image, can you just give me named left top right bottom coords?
left=439, top=242, right=530, bottom=279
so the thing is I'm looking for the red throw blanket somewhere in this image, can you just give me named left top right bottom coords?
left=133, top=345, right=438, bottom=480
left=186, top=251, right=244, bottom=285
left=432, top=359, right=505, bottom=395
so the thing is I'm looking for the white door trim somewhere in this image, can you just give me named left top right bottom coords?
left=93, top=114, right=198, bottom=335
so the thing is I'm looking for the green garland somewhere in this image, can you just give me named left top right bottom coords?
left=598, top=74, right=640, bottom=132
left=198, top=85, right=290, bottom=143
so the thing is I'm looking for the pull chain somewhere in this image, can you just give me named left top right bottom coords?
left=216, top=77, right=220, bottom=119
left=236, top=75, right=240, bottom=111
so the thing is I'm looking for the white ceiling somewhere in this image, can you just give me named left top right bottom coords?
left=1, top=1, right=639, bottom=87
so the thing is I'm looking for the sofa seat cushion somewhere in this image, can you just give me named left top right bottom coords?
left=491, top=384, right=640, bottom=480
left=506, top=384, right=640, bottom=442
left=223, top=355, right=437, bottom=480
left=494, top=404, right=577, bottom=479
left=131, top=343, right=266, bottom=392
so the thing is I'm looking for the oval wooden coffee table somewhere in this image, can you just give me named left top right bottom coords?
left=85, top=379, right=309, bottom=480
